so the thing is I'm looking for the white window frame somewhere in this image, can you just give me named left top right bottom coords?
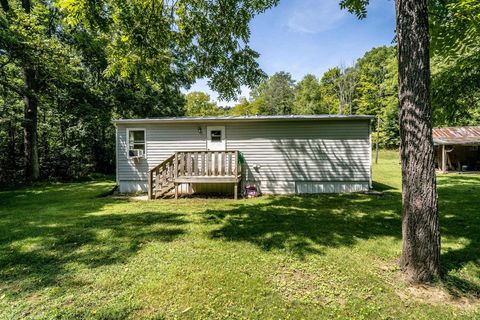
left=126, top=128, right=147, bottom=159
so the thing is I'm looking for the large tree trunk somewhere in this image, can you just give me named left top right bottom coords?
left=21, top=0, right=40, bottom=182
left=23, top=68, right=40, bottom=182
left=396, top=0, right=440, bottom=282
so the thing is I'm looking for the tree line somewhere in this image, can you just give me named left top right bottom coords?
left=186, top=47, right=398, bottom=147
left=0, top=0, right=278, bottom=185
left=186, top=41, right=479, bottom=150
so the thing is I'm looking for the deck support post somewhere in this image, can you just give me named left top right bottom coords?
left=174, top=183, right=178, bottom=200
left=234, top=182, right=238, bottom=200
left=148, top=169, right=152, bottom=200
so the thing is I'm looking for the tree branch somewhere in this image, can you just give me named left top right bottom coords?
left=22, top=0, right=31, bottom=13
left=0, top=57, right=13, bottom=69
left=0, top=78, right=24, bottom=97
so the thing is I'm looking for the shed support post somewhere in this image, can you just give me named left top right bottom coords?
left=442, top=145, right=447, bottom=173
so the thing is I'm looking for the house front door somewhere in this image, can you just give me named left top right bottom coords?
left=206, top=126, right=226, bottom=151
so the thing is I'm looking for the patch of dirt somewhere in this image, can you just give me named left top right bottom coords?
left=111, top=194, right=148, bottom=201
left=377, top=259, right=480, bottom=310
left=130, top=195, right=148, bottom=201
left=25, top=292, right=40, bottom=304
left=270, top=264, right=342, bottom=305
left=377, top=261, right=480, bottom=309
left=397, top=283, right=479, bottom=310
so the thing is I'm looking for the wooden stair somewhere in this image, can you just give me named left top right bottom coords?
left=149, top=154, right=176, bottom=199
left=148, top=150, right=242, bottom=200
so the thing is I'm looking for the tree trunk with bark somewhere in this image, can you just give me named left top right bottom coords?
left=17, top=0, right=40, bottom=182
left=23, top=68, right=40, bottom=182
left=396, top=0, right=441, bottom=282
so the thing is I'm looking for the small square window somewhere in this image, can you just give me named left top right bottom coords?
left=211, top=130, right=222, bottom=142
left=128, top=130, right=145, bottom=158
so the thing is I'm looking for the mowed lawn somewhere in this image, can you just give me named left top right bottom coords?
left=0, top=151, right=479, bottom=319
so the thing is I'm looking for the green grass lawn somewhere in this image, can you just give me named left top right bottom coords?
left=0, top=150, right=479, bottom=319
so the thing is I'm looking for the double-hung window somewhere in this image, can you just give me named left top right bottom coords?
left=128, top=129, right=146, bottom=158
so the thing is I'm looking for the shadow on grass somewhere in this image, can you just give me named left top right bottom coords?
left=202, top=192, right=402, bottom=257
left=372, top=180, right=396, bottom=192
left=0, top=182, right=187, bottom=294
left=1, top=176, right=479, bottom=301
left=201, top=176, right=480, bottom=298
left=437, top=175, right=480, bottom=298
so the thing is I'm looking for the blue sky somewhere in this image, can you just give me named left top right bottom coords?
left=188, top=0, right=396, bottom=106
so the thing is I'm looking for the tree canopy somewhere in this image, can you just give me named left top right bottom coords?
left=184, top=92, right=224, bottom=116
left=57, top=0, right=279, bottom=100
left=0, top=0, right=279, bottom=183
left=292, top=74, right=324, bottom=115
left=250, top=71, right=295, bottom=115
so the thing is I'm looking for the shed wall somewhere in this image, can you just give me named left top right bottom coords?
left=116, top=120, right=371, bottom=194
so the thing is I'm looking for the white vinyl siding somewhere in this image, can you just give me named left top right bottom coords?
left=116, top=120, right=371, bottom=194
left=226, top=120, right=370, bottom=194
left=117, top=123, right=207, bottom=186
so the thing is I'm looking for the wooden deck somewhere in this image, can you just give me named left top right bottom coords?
left=148, top=150, right=242, bottom=200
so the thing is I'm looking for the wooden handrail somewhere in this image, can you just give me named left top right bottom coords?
left=174, top=150, right=239, bottom=178
left=150, top=154, right=175, bottom=174
left=148, top=150, right=242, bottom=200
left=148, top=154, right=175, bottom=199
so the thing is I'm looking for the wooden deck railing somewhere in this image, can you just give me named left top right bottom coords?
left=174, top=150, right=240, bottom=178
left=149, top=150, right=242, bottom=199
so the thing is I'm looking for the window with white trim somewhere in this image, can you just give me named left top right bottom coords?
left=128, top=129, right=146, bottom=158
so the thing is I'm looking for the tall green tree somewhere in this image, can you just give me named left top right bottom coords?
left=335, top=65, right=359, bottom=114
left=354, top=46, right=396, bottom=116
left=430, top=0, right=480, bottom=126
left=319, top=68, right=341, bottom=114
left=353, top=46, right=399, bottom=148
left=250, top=71, right=295, bottom=115
left=0, top=0, right=75, bottom=181
left=229, top=97, right=258, bottom=116
left=317, top=66, right=359, bottom=115
left=292, top=74, right=324, bottom=114
left=184, top=92, right=224, bottom=116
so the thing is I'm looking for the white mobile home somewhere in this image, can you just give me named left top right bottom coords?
left=114, top=115, right=373, bottom=199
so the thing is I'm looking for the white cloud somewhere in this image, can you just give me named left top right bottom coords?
left=287, top=0, right=346, bottom=34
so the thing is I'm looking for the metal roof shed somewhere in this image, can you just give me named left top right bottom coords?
left=433, top=126, right=480, bottom=172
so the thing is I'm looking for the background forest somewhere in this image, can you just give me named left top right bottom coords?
left=1, top=0, right=479, bottom=184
